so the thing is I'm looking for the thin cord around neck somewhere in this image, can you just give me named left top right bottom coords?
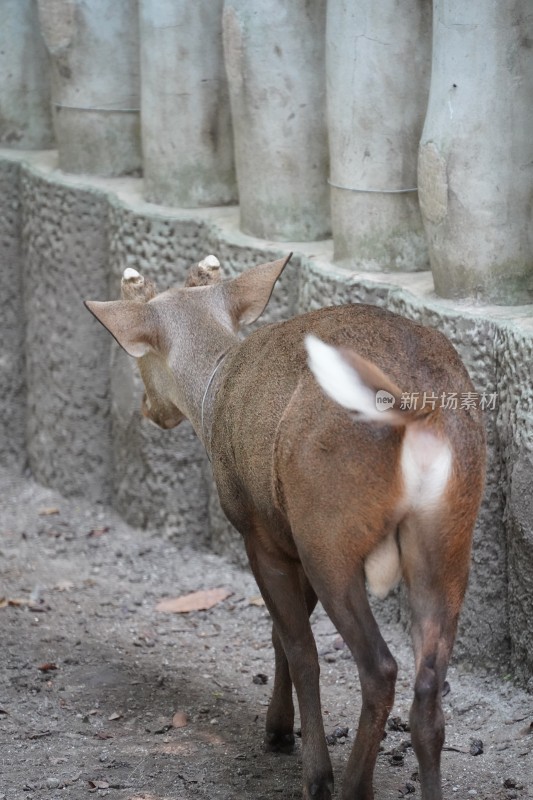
left=200, top=352, right=228, bottom=462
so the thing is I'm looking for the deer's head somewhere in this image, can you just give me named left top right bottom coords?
left=85, top=254, right=291, bottom=430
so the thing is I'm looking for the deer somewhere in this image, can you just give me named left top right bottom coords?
left=85, top=253, right=486, bottom=800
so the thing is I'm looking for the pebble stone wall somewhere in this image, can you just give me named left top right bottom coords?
left=1, top=149, right=532, bottom=688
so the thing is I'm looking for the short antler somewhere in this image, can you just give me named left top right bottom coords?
left=185, top=254, right=222, bottom=287
left=120, top=267, right=157, bottom=302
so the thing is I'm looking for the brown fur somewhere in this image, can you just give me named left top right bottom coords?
left=85, top=256, right=486, bottom=800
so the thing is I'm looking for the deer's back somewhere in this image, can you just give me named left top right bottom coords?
left=211, top=304, right=485, bottom=538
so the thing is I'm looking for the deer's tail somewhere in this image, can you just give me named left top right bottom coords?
left=305, top=334, right=436, bottom=427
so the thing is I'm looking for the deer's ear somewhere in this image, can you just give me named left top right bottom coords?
left=224, top=253, right=292, bottom=327
left=84, top=300, right=157, bottom=358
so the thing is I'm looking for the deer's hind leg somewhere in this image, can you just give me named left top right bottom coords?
left=400, top=509, right=475, bottom=800
left=293, top=527, right=399, bottom=800
left=266, top=566, right=318, bottom=754
left=245, top=528, right=333, bottom=800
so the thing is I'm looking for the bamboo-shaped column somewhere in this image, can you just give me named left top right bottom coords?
left=37, top=0, right=141, bottom=177
left=140, top=0, right=237, bottom=208
left=418, top=1, right=533, bottom=303
left=223, top=0, right=330, bottom=241
left=0, top=0, right=54, bottom=149
left=327, top=0, right=431, bottom=271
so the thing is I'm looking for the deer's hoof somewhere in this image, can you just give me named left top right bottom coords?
left=305, top=776, right=334, bottom=800
left=264, top=730, right=295, bottom=754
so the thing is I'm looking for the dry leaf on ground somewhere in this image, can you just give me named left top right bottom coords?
left=156, top=588, right=233, bottom=614
left=88, top=780, right=110, bottom=791
left=37, top=662, right=58, bottom=672
left=54, top=580, right=74, bottom=592
left=172, top=711, right=188, bottom=728
left=1, top=597, right=28, bottom=608
left=38, top=507, right=60, bottom=516
left=87, top=527, right=109, bottom=538
left=1, top=597, right=49, bottom=612
left=247, top=595, right=265, bottom=607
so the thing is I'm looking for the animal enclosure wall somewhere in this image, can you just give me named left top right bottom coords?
left=1, top=152, right=533, bottom=690
left=1, top=1, right=532, bottom=302
left=0, top=0, right=532, bottom=687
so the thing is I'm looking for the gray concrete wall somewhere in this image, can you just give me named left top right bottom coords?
left=0, top=160, right=26, bottom=469
left=419, top=1, right=533, bottom=303
left=326, top=0, right=431, bottom=272
left=140, top=0, right=237, bottom=208
left=1, top=150, right=532, bottom=685
left=20, top=159, right=113, bottom=501
left=223, top=0, right=330, bottom=241
left=37, top=0, right=141, bottom=177
left=0, top=0, right=54, bottom=149
left=2, top=2, right=531, bottom=301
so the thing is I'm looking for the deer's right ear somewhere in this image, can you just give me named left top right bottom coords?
left=84, top=300, right=157, bottom=358
left=224, top=253, right=292, bottom=327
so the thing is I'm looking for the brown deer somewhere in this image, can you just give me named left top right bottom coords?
left=85, top=254, right=486, bottom=800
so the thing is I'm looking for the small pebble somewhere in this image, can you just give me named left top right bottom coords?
left=398, top=783, right=415, bottom=797
left=503, top=779, right=523, bottom=790
left=389, top=751, right=404, bottom=766
left=388, top=716, right=410, bottom=732
left=469, top=738, right=484, bottom=756
left=46, top=777, right=60, bottom=789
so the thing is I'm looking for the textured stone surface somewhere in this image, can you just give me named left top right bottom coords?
left=106, top=201, right=300, bottom=541
left=496, top=326, right=533, bottom=683
left=223, top=0, right=330, bottom=241
left=3, top=150, right=533, bottom=682
left=107, top=203, right=209, bottom=534
left=140, top=0, right=236, bottom=208
left=508, top=452, right=533, bottom=686
left=0, top=0, right=54, bottom=149
left=21, top=168, right=112, bottom=501
left=38, top=0, right=141, bottom=177
left=0, top=160, right=26, bottom=468
left=419, top=1, right=533, bottom=303
left=110, top=346, right=209, bottom=544
left=326, top=0, right=430, bottom=271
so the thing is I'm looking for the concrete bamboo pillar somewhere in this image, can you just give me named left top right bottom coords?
left=37, top=0, right=141, bottom=177
left=140, top=0, right=236, bottom=208
left=0, top=0, right=54, bottom=149
left=419, top=2, right=533, bottom=303
left=327, top=0, right=431, bottom=271
left=223, top=0, right=330, bottom=242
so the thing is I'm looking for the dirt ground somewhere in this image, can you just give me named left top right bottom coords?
left=0, top=467, right=531, bottom=800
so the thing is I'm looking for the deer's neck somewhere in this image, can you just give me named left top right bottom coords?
left=172, top=329, right=238, bottom=453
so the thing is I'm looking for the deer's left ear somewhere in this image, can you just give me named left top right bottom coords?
left=223, top=253, right=292, bottom=327
left=84, top=300, right=158, bottom=358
